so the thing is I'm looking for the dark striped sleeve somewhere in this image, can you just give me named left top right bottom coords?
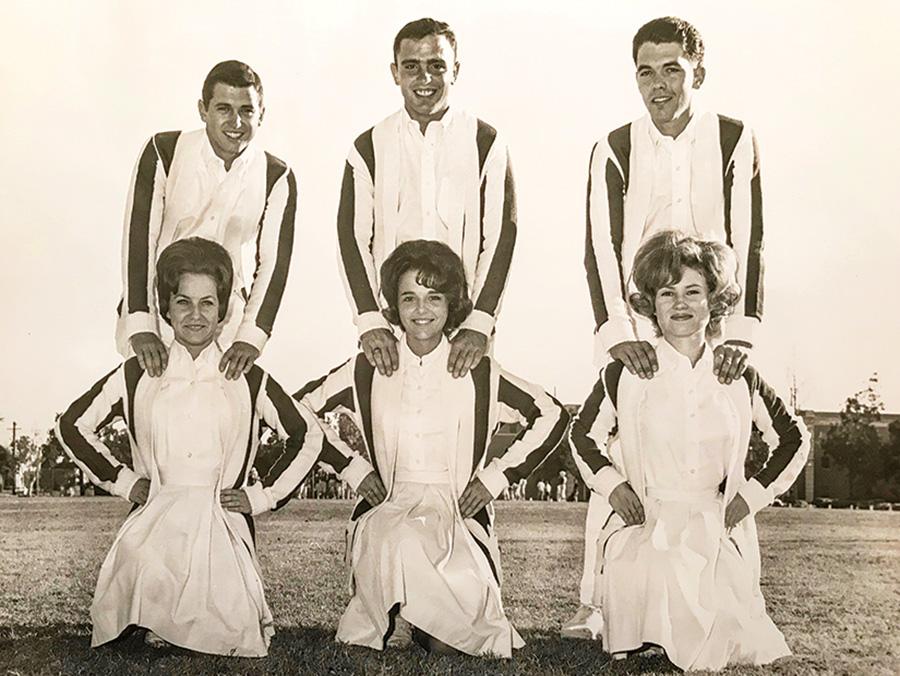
left=585, top=125, right=635, bottom=358
left=55, top=364, right=141, bottom=498
left=463, top=121, right=516, bottom=334
left=235, top=154, right=297, bottom=351
left=739, top=368, right=810, bottom=513
left=476, top=362, right=569, bottom=496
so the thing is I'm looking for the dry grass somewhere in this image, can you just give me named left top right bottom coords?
left=1, top=497, right=897, bottom=675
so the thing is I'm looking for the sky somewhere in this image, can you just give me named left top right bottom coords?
left=1, top=0, right=899, bottom=443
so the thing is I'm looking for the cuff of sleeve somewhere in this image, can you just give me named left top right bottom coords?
left=739, top=478, right=772, bottom=515
left=357, top=311, right=391, bottom=337
left=234, top=324, right=269, bottom=353
left=592, top=466, right=628, bottom=499
left=112, top=466, right=141, bottom=500
left=458, top=309, right=495, bottom=337
left=722, top=315, right=759, bottom=347
left=125, top=312, right=157, bottom=340
left=595, top=320, right=637, bottom=366
left=476, top=464, right=509, bottom=499
left=244, top=483, right=275, bottom=516
left=340, top=454, right=375, bottom=491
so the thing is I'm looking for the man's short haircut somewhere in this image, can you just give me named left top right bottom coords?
left=393, top=18, right=457, bottom=62
left=628, top=231, right=740, bottom=338
left=201, top=60, right=264, bottom=107
left=380, top=239, right=472, bottom=334
left=632, top=16, right=705, bottom=68
left=157, top=237, right=234, bottom=324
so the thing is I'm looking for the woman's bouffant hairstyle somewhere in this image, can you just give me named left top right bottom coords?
left=380, top=240, right=472, bottom=334
left=628, top=231, right=741, bottom=338
left=156, top=237, right=234, bottom=325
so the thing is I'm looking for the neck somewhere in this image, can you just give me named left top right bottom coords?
left=178, top=339, right=213, bottom=361
left=664, top=333, right=706, bottom=366
left=406, top=104, right=449, bottom=134
left=405, top=334, right=441, bottom=358
left=653, top=105, right=693, bottom=139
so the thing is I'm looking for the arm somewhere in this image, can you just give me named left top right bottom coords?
left=737, top=370, right=810, bottom=516
left=474, top=364, right=570, bottom=499
left=722, top=124, right=764, bottom=347
left=458, top=137, right=516, bottom=337
left=55, top=365, right=142, bottom=500
left=234, top=162, right=298, bottom=353
left=337, top=135, right=391, bottom=337
left=243, top=371, right=373, bottom=515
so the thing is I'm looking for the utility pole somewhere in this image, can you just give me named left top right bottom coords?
left=9, top=421, right=17, bottom=495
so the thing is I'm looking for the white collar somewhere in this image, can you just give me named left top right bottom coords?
left=401, top=106, right=455, bottom=135
left=399, top=334, right=450, bottom=369
left=653, top=337, right=713, bottom=375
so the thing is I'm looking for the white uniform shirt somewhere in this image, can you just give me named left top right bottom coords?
left=639, top=341, right=735, bottom=493
left=395, top=338, right=452, bottom=484
left=644, top=114, right=700, bottom=238
left=396, top=109, right=454, bottom=246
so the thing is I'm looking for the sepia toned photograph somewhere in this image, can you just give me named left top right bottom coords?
left=1, top=1, right=898, bottom=674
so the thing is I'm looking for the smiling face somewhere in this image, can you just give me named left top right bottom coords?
left=198, top=82, right=264, bottom=168
left=167, top=272, right=221, bottom=357
left=653, top=267, right=711, bottom=341
left=391, top=34, right=458, bottom=130
left=397, top=269, right=449, bottom=356
left=635, top=41, right=705, bottom=137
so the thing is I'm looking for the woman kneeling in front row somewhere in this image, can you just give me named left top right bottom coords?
left=571, top=231, right=809, bottom=671
left=296, top=240, right=569, bottom=657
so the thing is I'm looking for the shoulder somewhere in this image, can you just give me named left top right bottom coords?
left=123, top=356, right=146, bottom=384
left=600, top=360, right=627, bottom=406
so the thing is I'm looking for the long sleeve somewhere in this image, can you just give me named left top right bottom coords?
left=738, top=369, right=810, bottom=515
left=476, top=364, right=569, bottom=498
left=337, top=132, right=390, bottom=337
left=569, top=362, right=628, bottom=498
left=722, top=123, right=764, bottom=345
left=55, top=365, right=141, bottom=500
left=234, top=158, right=297, bottom=352
left=245, top=371, right=371, bottom=515
left=459, top=128, right=517, bottom=337
left=585, top=136, right=636, bottom=358
left=121, top=135, right=170, bottom=340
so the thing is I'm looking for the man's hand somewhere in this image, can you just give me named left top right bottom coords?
left=448, top=329, right=488, bottom=378
left=220, top=342, right=260, bottom=381
left=219, top=488, right=252, bottom=514
left=459, top=477, right=493, bottom=518
left=128, top=477, right=151, bottom=505
left=356, top=471, right=387, bottom=506
left=713, top=343, right=749, bottom=385
left=609, top=341, right=658, bottom=380
left=609, top=482, right=645, bottom=526
left=724, top=494, right=750, bottom=529
left=361, top=328, right=399, bottom=377
left=130, top=333, right=168, bottom=377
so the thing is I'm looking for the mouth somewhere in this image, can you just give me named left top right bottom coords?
left=413, top=88, right=438, bottom=99
left=184, top=324, right=209, bottom=331
left=670, top=313, right=693, bottom=321
left=651, top=95, right=672, bottom=104
left=410, top=318, right=434, bottom=325
left=223, top=130, right=244, bottom=141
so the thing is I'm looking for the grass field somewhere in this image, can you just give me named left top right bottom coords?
left=1, top=497, right=898, bottom=675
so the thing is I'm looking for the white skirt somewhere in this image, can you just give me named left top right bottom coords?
left=336, top=482, right=522, bottom=657
left=600, top=490, right=789, bottom=671
left=91, top=485, right=274, bottom=657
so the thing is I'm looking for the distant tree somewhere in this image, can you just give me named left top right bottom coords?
left=15, top=435, right=41, bottom=495
left=820, top=374, right=884, bottom=500
left=871, top=420, right=900, bottom=501
left=38, top=424, right=67, bottom=492
left=745, top=427, right=769, bottom=477
left=98, top=424, right=132, bottom=467
left=254, top=426, right=285, bottom=480
left=0, top=445, right=11, bottom=490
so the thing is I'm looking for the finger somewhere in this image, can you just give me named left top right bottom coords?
left=135, top=349, right=147, bottom=372
left=462, top=347, right=480, bottom=375
left=230, top=354, right=248, bottom=380
left=642, top=343, right=659, bottom=374
left=146, top=349, right=161, bottom=377
left=372, top=349, right=389, bottom=376
left=385, top=339, right=399, bottom=370
left=362, top=342, right=377, bottom=368
left=717, top=355, right=733, bottom=383
left=156, top=345, right=168, bottom=372
left=730, top=352, right=748, bottom=381
left=632, top=347, right=653, bottom=379
left=453, top=347, right=472, bottom=378
left=620, top=352, right=638, bottom=376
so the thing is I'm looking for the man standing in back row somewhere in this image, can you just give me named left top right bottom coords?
left=337, top=17, right=517, bottom=379
left=564, top=16, right=766, bottom=640
left=117, top=60, right=297, bottom=380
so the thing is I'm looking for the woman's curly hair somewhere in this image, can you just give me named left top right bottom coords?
left=156, top=237, right=234, bottom=324
left=380, top=240, right=473, bottom=334
left=628, top=231, right=742, bottom=338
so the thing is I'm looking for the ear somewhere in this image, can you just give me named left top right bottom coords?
left=258, top=104, right=265, bottom=125
left=197, top=98, right=208, bottom=123
left=390, top=61, right=400, bottom=85
left=451, top=61, right=460, bottom=83
left=692, top=65, right=706, bottom=89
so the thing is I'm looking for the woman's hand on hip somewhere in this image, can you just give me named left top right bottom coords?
left=219, top=489, right=251, bottom=514
left=128, top=477, right=151, bottom=505
left=459, top=478, right=493, bottom=519
left=357, top=471, right=387, bottom=506
left=609, top=482, right=645, bottom=526
left=724, top=494, right=750, bottom=529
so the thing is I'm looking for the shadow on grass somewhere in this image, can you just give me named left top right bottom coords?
left=0, top=624, right=689, bottom=675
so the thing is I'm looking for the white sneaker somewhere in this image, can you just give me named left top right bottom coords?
left=385, top=615, right=413, bottom=649
left=560, top=604, right=604, bottom=640
left=143, top=630, right=170, bottom=648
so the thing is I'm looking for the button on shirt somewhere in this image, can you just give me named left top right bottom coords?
left=395, top=339, right=451, bottom=484
left=643, top=115, right=700, bottom=239
left=640, top=341, right=735, bottom=493
left=396, top=109, right=454, bottom=246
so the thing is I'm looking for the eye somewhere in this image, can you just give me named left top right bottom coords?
left=430, top=63, right=447, bottom=73
left=665, top=66, right=682, bottom=75
left=403, top=63, right=417, bottom=71
left=428, top=294, right=444, bottom=303
left=175, top=298, right=189, bottom=305
left=658, top=289, right=674, bottom=298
